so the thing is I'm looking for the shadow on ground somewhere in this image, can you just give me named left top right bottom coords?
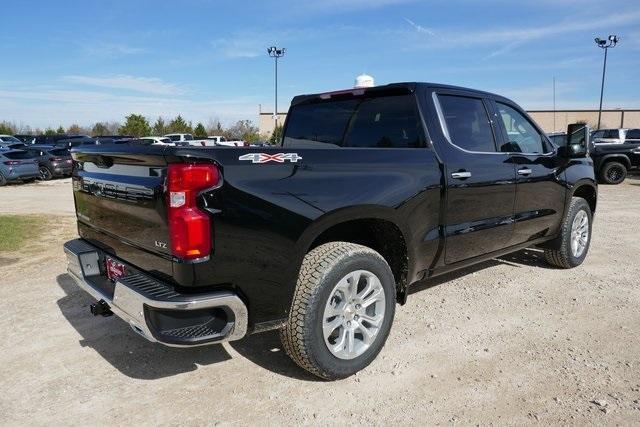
left=409, top=247, right=553, bottom=295
left=56, top=248, right=551, bottom=381
left=56, top=273, right=318, bottom=381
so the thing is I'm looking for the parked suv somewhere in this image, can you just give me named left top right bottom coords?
left=64, top=82, right=596, bottom=379
left=24, top=147, right=72, bottom=180
left=591, top=128, right=640, bottom=184
left=0, top=150, right=39, bottom=185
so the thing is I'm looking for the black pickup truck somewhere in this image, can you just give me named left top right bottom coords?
left=591, top=128, right=640, bottom=184
left=64, top=82, right=596, bottom=380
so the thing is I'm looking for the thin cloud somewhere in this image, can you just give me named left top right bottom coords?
left=404, top=18, right=435, bottom=36
left=404, top=10, right=640, bottom=58
left=62, top=75, right=186, bottom=96
left=81, top=42, right=146, bottom=58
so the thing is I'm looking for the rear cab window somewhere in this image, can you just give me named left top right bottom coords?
left=283, top=93, right=425, bottom=148
left=436, top=94, right=497, bottom=152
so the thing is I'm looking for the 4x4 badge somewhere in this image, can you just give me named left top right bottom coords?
left=239, top=153, right=302, bottom=164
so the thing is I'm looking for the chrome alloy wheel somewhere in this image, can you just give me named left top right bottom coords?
left=322, top=270, right=386, bottom=360
left=570, top=210, right=589, bottom=258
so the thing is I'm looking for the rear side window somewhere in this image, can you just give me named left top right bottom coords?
left=437, top=95, right=496, bottom=152
left=603, top=130, right=619, bottom=139
left=49, top=149, right=70, bottom=156
left=3, top=151, right=31, bottom=159
left=283, top=94, right=424, bottom=148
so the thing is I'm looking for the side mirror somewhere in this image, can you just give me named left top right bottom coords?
left=564, top=123, right=591, bottom=158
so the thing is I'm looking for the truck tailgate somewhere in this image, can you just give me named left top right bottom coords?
left=72, top=146, right=172, bottom=263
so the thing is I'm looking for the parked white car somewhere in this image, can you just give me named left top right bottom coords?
left=139, top=136, right=173, bottom=145
left=206, top=135, right=246, bottom=147
left=164, top=133, right=208, bottom=146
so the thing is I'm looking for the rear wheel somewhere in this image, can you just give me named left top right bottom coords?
left=0, top=173, right=6, bottom=186
left=599, top=161, right=627, bottom=184
left=39, top=166, right=53, bottom=181
left=544, top=197, right=592, bottom=268
left=280, top=242, right=396, bottom=380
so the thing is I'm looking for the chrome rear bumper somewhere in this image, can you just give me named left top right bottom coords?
left=64, top=239, right=248, bottom=346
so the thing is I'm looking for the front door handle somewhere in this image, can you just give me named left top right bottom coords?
left=451, top=171, right=472, bottom=179
left=517, top=168, right=532, bottom=176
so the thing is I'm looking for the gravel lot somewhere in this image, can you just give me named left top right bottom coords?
left=1, top=174, right=640, bottom=425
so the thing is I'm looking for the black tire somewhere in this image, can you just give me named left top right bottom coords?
left=39, top=165, right=53, bottom=181
left=544, top=197, right=592, bottom=268
left=599, top=161, right=627, bottom=185
left=0, top=173, right=6, bottom=186
left=280, top=242, right=396, bottom=380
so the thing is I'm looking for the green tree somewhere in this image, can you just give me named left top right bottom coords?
left=0, top=121, right=14, bottom=134
left=152, top=117, right=166, bottom=136
left=193, top=122, right=207, bottom=137
left=56, top=126, right=65, bottom=134
left=44, top=128, right=57, bottom=136
left=119, top=114, right=151, bottom=137
left=168, top=115, right=192, bottom=133
left=227, top=120, right=260, bottom=143
left=269, top=124, right=283, bottom=145
left=92, top=122, right=109, bottom=136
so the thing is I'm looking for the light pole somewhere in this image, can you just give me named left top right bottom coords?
left=594, top=35, right=619, bottom=129
left=267, top=46, right=285, bottom=135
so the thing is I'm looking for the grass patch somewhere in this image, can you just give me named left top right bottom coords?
left=0, top=215, right=46, bottom=252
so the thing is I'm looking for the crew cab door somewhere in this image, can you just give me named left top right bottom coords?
left=491, top=101, right=566, bottom=245
left=432, top=91, right=516, bottom=264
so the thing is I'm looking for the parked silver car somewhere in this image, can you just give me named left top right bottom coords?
left=0, top=150, right=40, bottom=186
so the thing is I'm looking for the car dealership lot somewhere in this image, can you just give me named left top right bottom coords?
left=1, top=176, right=640, bottom=425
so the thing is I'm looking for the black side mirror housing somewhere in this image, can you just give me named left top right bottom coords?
left=562, top=123, right=591, bottom=158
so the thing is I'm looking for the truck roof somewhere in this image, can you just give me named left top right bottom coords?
left=291, top=82, right=513, bottom=106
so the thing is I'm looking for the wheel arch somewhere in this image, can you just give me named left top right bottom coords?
left=597, top=154, right=631, bottom=169
left=571, top=181, right=597, bottom=214
left=295, top=206, right=412, bottom=303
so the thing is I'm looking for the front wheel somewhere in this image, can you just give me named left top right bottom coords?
left=599, top=161, right=627, bottom=184
left=544, top=197, right=592, bottom=268
left=280, top=242, right=396, bottom=380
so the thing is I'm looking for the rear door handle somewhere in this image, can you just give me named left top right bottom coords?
left=451, top=171, right=472, bottom=179
left=517, top=168, right=532, bottom=176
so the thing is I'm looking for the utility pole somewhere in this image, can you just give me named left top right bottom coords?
left=267, top=46, right=285, bottom=135
left=594, top=35, right=619, bottom=129
left=553, top=76, right=556, bottom=132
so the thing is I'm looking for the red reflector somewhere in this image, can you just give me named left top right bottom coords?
left=167, top=163, right=219, bottom=261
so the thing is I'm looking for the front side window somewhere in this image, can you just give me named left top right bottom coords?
left=438, top=95, right=496, bottom=152
left=496, top=103, right=547, bottom=153
left=283, top=94, right=424, bottom=148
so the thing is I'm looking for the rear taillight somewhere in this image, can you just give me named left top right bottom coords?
left=3, top=161, right=20, bottom=166
left=50, top=157, right=63, bottom=162
left=167, top=163, right=220, bottom=261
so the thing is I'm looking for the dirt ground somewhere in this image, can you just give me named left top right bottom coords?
left=1, top=174, right=640, bottom=426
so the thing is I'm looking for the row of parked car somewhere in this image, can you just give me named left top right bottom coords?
left=547, top=128, right=640, bottom=184
left=0, top=132, right=257, bottom=186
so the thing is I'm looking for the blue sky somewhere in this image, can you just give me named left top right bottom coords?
left=1, top=0, right=639, bottom=128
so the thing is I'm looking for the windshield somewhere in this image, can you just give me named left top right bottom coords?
left=1, top=136, right=21, bottom=143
